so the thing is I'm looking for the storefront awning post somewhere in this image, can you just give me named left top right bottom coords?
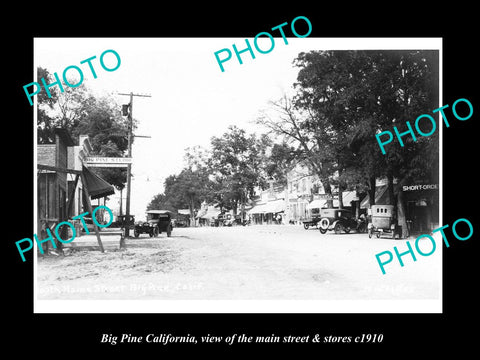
left=80, top=172, right=105, bottom=253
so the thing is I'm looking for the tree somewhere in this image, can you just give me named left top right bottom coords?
left=36, top=67, right=132, bottom=190
left=291, top=50, right=439, bottom=236
left=262, top=141, right=299, bottom=185
left=161, top=168, right=212, bottom=225
left=37, top=67, right=59, bottom=144
left=209, top=126, right=269, bottom=219
left=146, top=194, right=177, bottom=213
left=258, top=50, right=438, bottom=235
left=256, top=95, right=337, bottom=207
left=72, top=95, right=130, bottom=190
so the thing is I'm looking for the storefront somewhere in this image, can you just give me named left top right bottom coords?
left=37, top=128, right=75, bottom=239
left=360, top=182, right=439, bottom=234
left=37, top=129, right=115, bottom=252
left=401, top=183, right=439, bottom=233
left=248, top=199, right=286, bottom=224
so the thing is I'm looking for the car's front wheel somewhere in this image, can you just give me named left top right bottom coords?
left=334, top=223, right=343, bottom=234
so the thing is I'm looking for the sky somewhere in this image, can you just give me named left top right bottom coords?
left=34, top=37, right=441, bottom=220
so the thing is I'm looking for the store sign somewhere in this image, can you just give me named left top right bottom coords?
left=402, top=184, right=438, bottom=191
left=84, top=157, right=132, bottom=168
left=318, top=194, right=333, bottom=200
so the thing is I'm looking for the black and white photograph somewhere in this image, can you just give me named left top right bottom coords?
left=32, top=38, right=442, bottom=313
left=7, top=5, right=480, bottom=355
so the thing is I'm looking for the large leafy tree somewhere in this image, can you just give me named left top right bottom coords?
left=162, top=169, right=212, bottom=225
left=260, top=50, right=438, bottom=235
left=36, top=66, right=131, bottom=190
left=293, top=50, right=438, bottom=186
left=209, top=126, right=269, bottom=218
left=262, top=141, right=299, bottom=185
left=146, top=193, right=177, bottom=214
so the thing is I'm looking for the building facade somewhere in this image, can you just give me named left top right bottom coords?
left=37, top=130, right=115, bottom=249
left=37, top=128, right=75, bottom=239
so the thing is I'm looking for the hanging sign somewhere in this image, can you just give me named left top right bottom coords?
left=84, top=157, right=132, bottom=168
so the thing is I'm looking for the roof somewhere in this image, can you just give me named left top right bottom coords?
left=307, top=191, right=358, bottom=209
left=197, top=206, right=221, bottom=219
left=360, top=185, right=399, bottom=208
left=248, top=199, right=285, bottom=214
left=146, top=210, right=172, bottom=214
left=307, top=198, right=332, bottom=209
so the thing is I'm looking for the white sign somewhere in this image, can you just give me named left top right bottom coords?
left=84, top=157, right=132, bottom=168
left=402, top=184, right=438, bottom=191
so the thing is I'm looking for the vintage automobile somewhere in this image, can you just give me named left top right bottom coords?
left=134, top=210, right=173, bottom=238
left=368, top=204, right=401, bottom=239
left=302, top=215, right=321, bottom=230
left=318, top=208, right=360, bottom=234
left=117, top=214, right=135, bottom=233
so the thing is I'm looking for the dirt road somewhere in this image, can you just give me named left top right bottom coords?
left=36, top=225, right=441, bottom=302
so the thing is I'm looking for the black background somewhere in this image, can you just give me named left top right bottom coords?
left=6, top=3, right=478, bottom=356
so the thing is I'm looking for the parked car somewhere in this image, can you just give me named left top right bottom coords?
left=318, top=208, right=360, bottom=234
left=134, top=210, right=173, bottom=238
left=302, top=215, right=321, bottom=229
left=368, top=204, right=401, bottom=239
left=117, top=214, right=135, bottom=234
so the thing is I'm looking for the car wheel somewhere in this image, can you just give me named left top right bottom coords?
left=319, top=218, right=330, bottom=231
left=344, top=226, right=351, bottom=234
left=153, top=227, right=159, bottom=237
left=358, top=224, right=366, bottom=233
left=167, top=227, right=172, bottom=237
left=304, top=223, right=309, bottom=230
left=134, top=229, right=140, bottom=238
left=334, top=223, right=343, bottom=234
left=368, top=229, right=372, bottom=238
left=376, top=232, right=381, bottom=238
left=319, top=228, right=327, bottom=234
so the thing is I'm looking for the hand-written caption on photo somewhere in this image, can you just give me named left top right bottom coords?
left=101, top=333, right=383, bottom=345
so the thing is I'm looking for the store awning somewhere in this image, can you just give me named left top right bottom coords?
left=248, top=199, right=285, bottom=214
left=197, top=207, right=221, bottom=219
left=307, top=199, right=326, bottom=209
left=360, top=185, right=389, bottom=208
left=307, top=198, right=340, bottom=209
left=342, top=191, right=358, bottom=205
left=82, top=166, right=115, bottom=199
left=307, top=191, right=358, bottom=209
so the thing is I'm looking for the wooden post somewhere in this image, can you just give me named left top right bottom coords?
left=81, top=173, right=105, bottom=253
left=66, top=174, right=80, bottom=218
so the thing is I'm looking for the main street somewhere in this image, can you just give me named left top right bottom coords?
left=36, top=225, right=441, bottom=303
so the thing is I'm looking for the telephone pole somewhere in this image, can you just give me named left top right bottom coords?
left=118, top=92, right=151, bottom=237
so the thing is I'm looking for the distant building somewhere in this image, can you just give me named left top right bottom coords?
left=284, top=162, right=323, bottom=224
left=284, top=161, right=360, bottom=224
left=247, top=180, right=286, bottom=224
